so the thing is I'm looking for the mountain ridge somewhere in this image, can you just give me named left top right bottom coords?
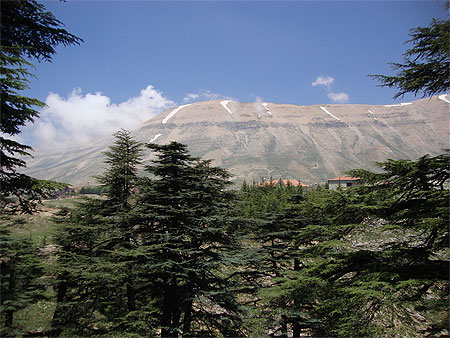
left=23, top=95, right=450, bottom=186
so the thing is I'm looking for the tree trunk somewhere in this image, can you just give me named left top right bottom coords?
left=160, top=297, right=172, bottom=338
left=5, top=263, right=16, bottom=328
left=50, top=278, right=68, bottom=337
left=182, top=298, right=193, bottom=337
left=161, top=279, right=178, bottom=337
left=280, top=315, right=288, bottom=337
left=292, top=258, right=301, bottom=337
left=270, top=238, right=279, bottom=276
left=292, top=322, right=301, bottom=337
left=126, top=281, right=136, bottom=312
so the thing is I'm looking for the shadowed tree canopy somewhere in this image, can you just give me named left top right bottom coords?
left=1, top=4, right=81, bottom=331
left=1, top=0, right=83, bottom=61
left=135, top=141, right=245, bottom=337
left=371, top=17, right=450, bottom=99
left=262, top=151, right=449, bottom=337
left=0, top=0, right=82, bottom=213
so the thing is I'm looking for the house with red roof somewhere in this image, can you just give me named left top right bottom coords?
left=259, top=179, right=309, bottom=188
left=327, top=175, right=360, bottom=190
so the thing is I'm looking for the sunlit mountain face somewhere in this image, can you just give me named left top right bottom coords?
left=24, top=95, right=450, bottom=186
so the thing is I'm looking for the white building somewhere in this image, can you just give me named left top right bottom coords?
left=328, top=175, right=360, bottom=190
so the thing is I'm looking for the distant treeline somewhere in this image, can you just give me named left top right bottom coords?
left=78, top=185, right=107, bottom=195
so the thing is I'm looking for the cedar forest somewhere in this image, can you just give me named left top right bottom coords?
left=1, top=1, right=449, bottom=337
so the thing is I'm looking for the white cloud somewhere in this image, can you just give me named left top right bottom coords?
left=183, top=90, right=232, bottom=103
left=26, top=85, right=175, bottom=151
left=312, top=75, right=349, bottom=103
left=312, top=76, right=334, bottom=88
left=254, top=97, right=264, bottom=118
left=183, top=93, right=199, bottom=103
left=328, top=92, right=349, bottom=103
left=203, top=90, right=224, bottom=100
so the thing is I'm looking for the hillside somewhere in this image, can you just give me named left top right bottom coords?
left=23, top=95, right=450, bottom=186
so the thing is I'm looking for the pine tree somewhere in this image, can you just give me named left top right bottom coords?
left=0, top=4, right=81, bottom=334
left=133, top=142, right=245, bottom=336
left=256, top=188, right=349, bottom=337
left=0, top=226, right=45, bottom=336
left=233, top=180, right=311, bottom=335
left=51, top=130, right=145, bottom=336
left=1, top=0, right=82, bottom=213
left=263, top=152, right=449, bottom=337
left=51, top=199, right=114, bottom=335
left=96, top=129, right=143, bottom=210
left=370, top=17, right=450, bottom=98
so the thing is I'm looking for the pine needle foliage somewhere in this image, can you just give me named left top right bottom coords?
left=96, top=129, right=143, bottom=210
left=133, top=141, right=245, bottom=337
left=52, top=138, right=247, bottom=336
left=260, top=152, right=449, bottom=337
left=1, top=4, right=80, bottom=335
left=0, top=226, right=45, bottom=336
left=51, top=131, right=146, bottom=336
left=370, top=18, right=450, bottom=98
left=1, top=0, right=82, bottom=213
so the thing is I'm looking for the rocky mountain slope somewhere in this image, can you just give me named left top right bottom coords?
left=24, top=95, right=450, bottom=186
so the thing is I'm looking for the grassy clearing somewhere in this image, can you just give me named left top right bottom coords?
left=1, top=197, right=82, bottom=336
left=14, top=290, right=56, bottom=335
left=1, top=196, right=80, bottom=246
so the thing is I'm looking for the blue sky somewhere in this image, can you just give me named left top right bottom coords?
left=22, top=0, right=448, bottom=151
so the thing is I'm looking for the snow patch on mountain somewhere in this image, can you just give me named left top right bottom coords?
left=162, top=104, right=191, bottom=124
left=320, top=106, right=341, bottom=121
left=438, top=94, right=450, bottom=104
left=220, top=100, right=233, bottom=115
left=383, top=102, right=412, bottom=107
left=150, top=134, right=161, bottom=143
left=262, top=103, right=272, bottom=115
left=367, top=109, right=378, bottom=121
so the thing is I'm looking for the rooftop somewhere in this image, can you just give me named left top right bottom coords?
left=328, top=175, right=360, bottom=182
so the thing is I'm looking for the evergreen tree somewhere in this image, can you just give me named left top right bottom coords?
left=133, top=142, right=245, bottom=336
left=370, top=17, right=450, bottom=98
left=0, top=4, right=81, bottom=335
left=0, top=226, right=45, bottom=336
left=257, top=188, right=348, bottom=337
left=51, top=131, right=145, bottom=336
left=1, top=0, right=82, bottom=213
left=232, top=180, right=307, bottom=336
left=96, top=129, right=143, bottom=210
left=51, top=199, right=114, bottom=335
left=264, top=152, right=449, bottom=337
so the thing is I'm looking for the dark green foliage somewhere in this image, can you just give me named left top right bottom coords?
left=134, top=142, right=245, bottom=336
left=261, top=152, right=449, bottom=337
left=235, top=179, right=303, bottom=219
left=0, top=47, right=43, bottom=139
left=42, top=146, right=450, bottom=336
left=51, top=197, right=143, bottom=336
left=1, top=0, right=83, bottom=62
left=0, top=7, right=80, bottom=332
left=79, top=185, right=106, bottom=195
left=0, top=47, right=46, bottom=212
left=1, top=0, right=82, bottom=214
left=256, top=189, right=357, bottom=336
left=96, top=129, right=143, bottom=209
left=51, top=131, right=146, bottom=336
left=234, top=181, right=307, bottom=335
left=52, top=140, right=248, bottom=336
left=0, top=226, right=45, bottom=336
left=371, top=18, right=450, bottom=98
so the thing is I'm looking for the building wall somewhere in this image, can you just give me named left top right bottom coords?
left=328, top=180, right=357, bottom=190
